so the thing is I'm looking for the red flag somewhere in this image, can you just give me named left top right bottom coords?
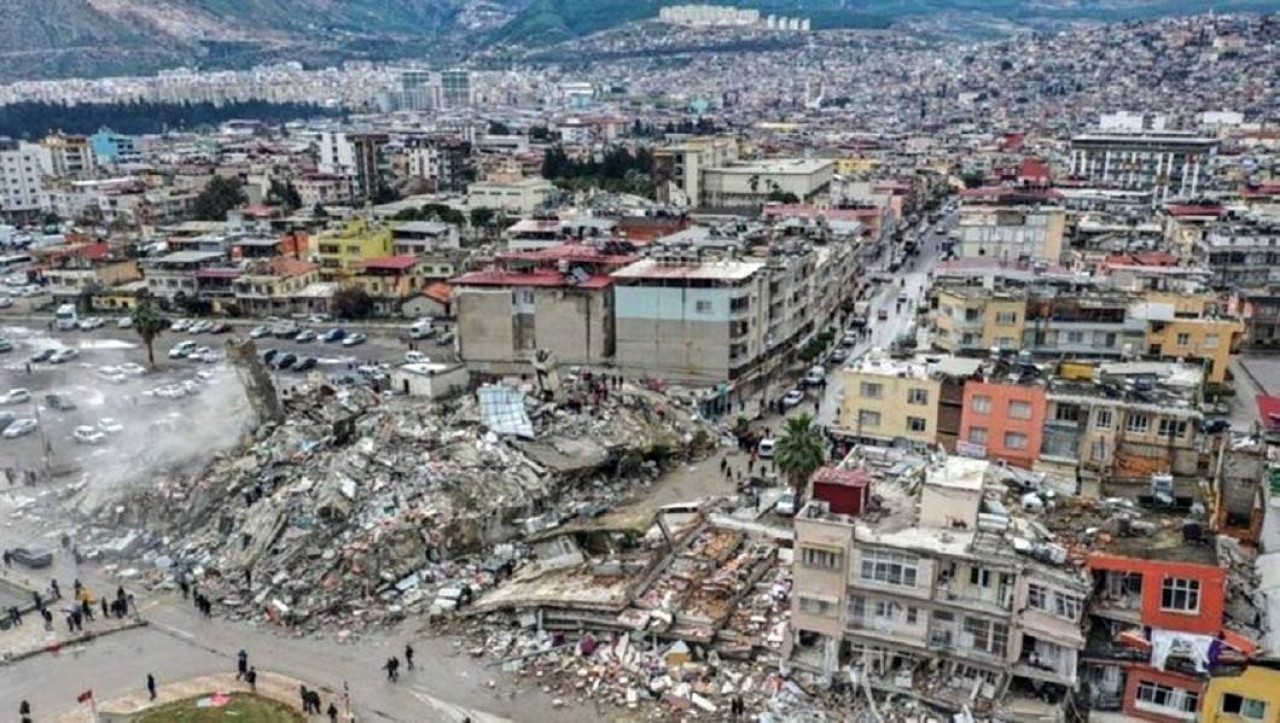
left=77, top=690, right=93, bottom=703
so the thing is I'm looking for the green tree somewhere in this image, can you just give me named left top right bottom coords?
left=487, top=120, right=511, bottom=136
left=192, top=176, right=247, bottom=221
left=421, top=203, right=466, bottom=226
left=312, top=203, right=329, bottom=219
left=469, top=207, right=497, bottom=236
left=774, top=413, right=826, bottom=496
left=131, top=299, right=168, bottom=369
left=332, top=287, right=375, bottom=320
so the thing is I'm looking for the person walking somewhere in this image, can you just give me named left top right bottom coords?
left=19, top=699, right=31, bottom=723
left=384, top=656, right=400, bottom=682
left=147, top=673, right=157, bottom=700
left=405, top=642, right=415, bottom=671
left=327, top=702, right=339, bottom=722
left=245, top=667, right=258, bottom=693
left=236, top=649, right=249, bottom=680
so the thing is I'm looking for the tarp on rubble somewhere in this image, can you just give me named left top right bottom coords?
left=478, top=384, right=535, bottom=438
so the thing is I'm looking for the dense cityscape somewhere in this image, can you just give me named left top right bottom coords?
left=3, top=4, right=1280, bottom=722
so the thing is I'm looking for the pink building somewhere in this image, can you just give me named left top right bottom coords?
left=958, top=380, right=1047, bottom=469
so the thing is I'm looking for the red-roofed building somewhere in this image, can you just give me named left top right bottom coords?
left=40, top=240, right=142, bottom=301
left=232, top=257, right=322, bottom=317
left=1017, top=158, right=1052, bottom=188
left=452, top=243, right=638, bottom=371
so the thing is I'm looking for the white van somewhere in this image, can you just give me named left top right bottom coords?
left=55, top=303, right=78, bottom=331
left=409, top=318, right=435, bottom=340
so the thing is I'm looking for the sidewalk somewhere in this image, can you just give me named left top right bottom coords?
left=0, top=608, right=144, bottom=664
left=52, top=670, right=353, bottom=722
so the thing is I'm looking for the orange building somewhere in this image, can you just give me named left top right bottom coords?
left=957, top=379, right=1047, bottom=469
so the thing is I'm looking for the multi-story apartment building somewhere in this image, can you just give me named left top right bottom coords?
left=313, top=220, right=393, bottom=279
left=0, top=137, right=47, bottom=221
left=1039, top=361, right=1204, bottom=481
left=40, top=133, right=96, bottom=180
left=395, top=134, right=469, bottom=193
left=959, top=376, right=1048, bottom=470
left=231, top=258, right=321, bottom=317
left=469, top=177, right=554, bottom=215
left=700, top=159, right=835, bottom=208
left=88, top=128, right=140, bottom=166
left=955, top=188, right=1066, bottom=264
left=1024, top=290, right=1148, bottom=359
left=1200, top=213, right=1280, bottom=290
left=652, top=136, right=740, bottom=208
left=391, top=221, right=460, bottom=254
left=791, top=455, right=1091, bottom=720
left=452, top=244, right=634, bottom=372
left=611, top=257, right=769, bottom=384
left=836, top=353, right=942, bottom=448
left=1068, top=129, right=1219, bottom=204
left=933, top=286, right=1028, bottom=355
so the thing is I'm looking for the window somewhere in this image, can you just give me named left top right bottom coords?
left=907, top=417, right=927, bottom=433
left=969, top=567, right=992, bottom=588
left=1176, top=332, right=1191, bottom=347
left=798, top=596, right=836, bottom=616
left=1137, top=681, right=1199, bottom=715
left=1222, top=693, right=1267, bottom=720
left=964, top=308, right=982, bottom=322
left=972, top=395, right=992, bottom=414
left=1004, top=432, right=1028, bottom=450
left=996, top=336, right=1016, bottom=348
left=962, top=617, right=1009, bottom=657
left=1158, top=418, right=1188, bottom=439
left=858, top=410, right=881, bottom=429
left=874, top=600, right=893, bottom=618
left=1204, top=333, right=1220, bottom=350
left=1027, top=583, right=1048, bottom=610
left=907, top=388, right=929, bottom=405
left=1066, top=330, right=1085, bottom=344
left=996, top=311, right=1017, bottom=326
left=860, top=382, right=884, bottom=399
left=695, top=300, right=712, bottom=313
left=1053, top=593, right=1082, bottom=620
left=801, top=547, right=840, bottom=570
left=1126, top=413, right=1150, bottom=434
left=1095, top=409, right=1113, bottom=429
left=1055, top=404, right=1081, bottom=422
left=969, top=427, right=989, bottom=445
left=1009, top=401, right=1033, bottom=420
left=1161, top=578, right=1200, bottom=612
left=860, top=549, right=919, bottom=587
left=905, top=607, right=918, bottom=624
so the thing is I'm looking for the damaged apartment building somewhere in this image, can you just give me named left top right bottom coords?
left=789, top=444, right=1264, bottom=722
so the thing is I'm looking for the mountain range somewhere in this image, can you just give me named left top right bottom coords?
left=2, top=0, right=1279, bottom=82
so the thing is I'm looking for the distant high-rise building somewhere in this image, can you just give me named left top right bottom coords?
left=88, top=128, right=140, bottom=165
left=40, top=133, right=95, bottom=179
left=441, top=70, right=472, bottom=108
left=398, top=69, right=440, bottom=111
left=1070, top=119, right=1219, bottom=204
left=0, top=137, right=48, bottom=221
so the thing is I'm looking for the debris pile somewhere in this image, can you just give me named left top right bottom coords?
left=80, top=377, right=716, bottom=633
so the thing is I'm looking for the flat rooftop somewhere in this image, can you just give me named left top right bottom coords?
left=611, top=258, right=765, bottom=282
left=711, top=159, right=833, bottom=176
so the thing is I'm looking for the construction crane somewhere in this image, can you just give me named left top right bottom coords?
left=225, top=337, right=285, bottom=426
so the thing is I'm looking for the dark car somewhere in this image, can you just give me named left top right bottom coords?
left=292, top=357, right=318, bottom=372
left=9, top=545, right=53, bottom=569
left=261, top=348, right=279, bottom=365
left=45, top=393, right=77, bottom=411
left=29, top=348, right=56, bottom=363
left=321, top=328, right=347, bottom=343
left=274, top=352, right=298, bottom=370
left=208, top=322, right=231, bottom=334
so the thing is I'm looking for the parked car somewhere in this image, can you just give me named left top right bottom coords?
left=0, top=411, right=13, bottom=433
left=208, top=322, right=231, bottom=334
left=775, top=491, right=798, bottom=517
left=261, top=348, right=279, bottom=365
left=117, top=316, right=133, bottom=329
left=274, top=352, right=298, bottom=370
left=8, top=545, right=53, bottom=568
left=73, top=425, right=106, bottom=445
left=190, top=320, right=214, bottom=334
left=342, top=333, right=367, bottom=347
left=273, top=322, right=301, bottom=338
left=877, top=308, right=889, bottom=321
left=0, top=296, right=11, bottom=308
left=170, top=319, right=192, bottom=332
left=803, top=365, right=825, bottom=387
left=97, top=418, right=124, bottom=435
left=2, top=418, right=37, bottom=438
left=830, top=347, right=850, bottom=364
left=757, top=437, right=776, bottom=459
left=29, top=348, right=56, bottom=363
left=249, top=325, right=271, bottom=338
left=168, top=340, right=198, bottom=359
left=292, top=357, right=318, bottom=372
left=321, top=328, right=347, bottom=343
left=49, top=348, right=78, bottom=364
left=436, top=331, right=455, bottom=347
left=0, top=388, right=31, bottom=405
left=119, top=362, right=146, bottom=376
left=0, top=338, right=12, bottom=353
left=294, top=329, right=317, bottom=343
left=307, top=314, right=331, bottom=324
left=782, top=388, right=806, bottom=408
left=405, top=351, right=430, bottom=364
left=77, top=317, right=105, bottom=330
left=45, top=393, right=76, bottom=411
left=153, top=385, right=186, bottom=400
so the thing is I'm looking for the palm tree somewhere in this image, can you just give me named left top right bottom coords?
left=774, top=413, right=826, bottom=497
left=131, top=299, right=168, bottom=369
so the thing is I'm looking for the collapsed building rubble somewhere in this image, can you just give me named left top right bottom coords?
left=77, top=374, right=716, bottom=633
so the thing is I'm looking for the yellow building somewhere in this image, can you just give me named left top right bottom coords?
left=1142, top=316, right=1242, bottom=384
left=837, top=354, right=940, bottom=447
left=933, top=287, right=1028, bottom=355
left=313, top=220, right=392, bottom=278
left=834, top=157, right=880, bottom=176
left=1203, top=662, right=1280, bottom=723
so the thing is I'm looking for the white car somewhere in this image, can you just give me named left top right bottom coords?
left=248, top=325, right=271, bottom=338
left=0, top=296, right=12, bottom=308
left=77, top=317, right=105, bottom=330
left=405, top=351, right=430, bottom=364
left=168, top=341, right=198, bottom=359
left=119, top=362, right=146, bottom=376
left=49, top=349, right=78, bottom=364
left=294, top=329, right=317, bottom=343
left=1, top=388, right=32, bottom=405
left=775, top=491, right=798, bottom=517
left=758, top=438, right=776, bottom=459
left=153, top=385, right=186, bottom=399
left=73, top=425, right=106, bottom=445
left=98, top=369, right=126, bottom=384
left=191, top=321, right=214, bottom=334
left=180, top=379, right=203, bottom=396
left=97, top=418, right=123, bottom=435
left=116, top=316, right=133, bottom=329
left=170, top=319, right=192, bottom=332
left=782, top=389, right=806, bottom=408
left=803, top=366, right=825, bottom=387
left=2, top=418, right=37, bottom=439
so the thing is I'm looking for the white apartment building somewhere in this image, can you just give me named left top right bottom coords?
left=0, top=138, right=48, bottom=220
left=318, top=132, right=356, bottom=176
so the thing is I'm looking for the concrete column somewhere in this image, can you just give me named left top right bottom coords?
left=1103, top=150, right=1113, bottom=183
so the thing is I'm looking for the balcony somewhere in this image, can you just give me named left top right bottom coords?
left=847, top=615, right=927, bottom=647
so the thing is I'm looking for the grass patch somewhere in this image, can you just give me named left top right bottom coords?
left=136, top=693, right=303, bottom=723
